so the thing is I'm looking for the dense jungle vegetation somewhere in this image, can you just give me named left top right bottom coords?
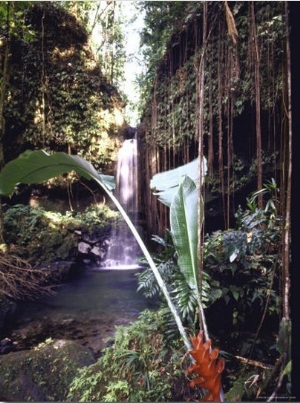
left=0, top=1, right=296, bottom=402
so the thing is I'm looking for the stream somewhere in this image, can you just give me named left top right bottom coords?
left=6, top=266, right=153, bottom=358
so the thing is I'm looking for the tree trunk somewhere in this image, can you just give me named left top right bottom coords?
left=251, top=2, right=263, bottom=208
left=0, top=3, right=11, bottom=244
left=197, top=0, right=207, bottom=336
left=282, top=1, right=291, bottom=324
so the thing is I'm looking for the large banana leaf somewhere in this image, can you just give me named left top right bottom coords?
left=0, top=149, right=192, bottom=352
left=151, top=157, right=209, bottom=340
left=150, top=157, right=207, bottom=207
left=170, top=175, right=204, bottom=293
left=0, top=150, right=115, bottom=195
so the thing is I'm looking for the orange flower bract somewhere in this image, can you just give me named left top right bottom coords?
left=187, top=331, right=225, bottom=402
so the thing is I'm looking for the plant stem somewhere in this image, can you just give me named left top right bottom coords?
left=95, top=178, right=193, bottom=352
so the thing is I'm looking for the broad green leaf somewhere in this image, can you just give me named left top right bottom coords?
left=229, top=285, right=242, bottom=301
left=0, top=150, right=115, bottom=195
left=229, top=248, right=239, bottom=262
left=170, top=175, right=203, bottom=293
left=282, top=360, right=292, bottom=377
left=150, top=157, right=207, bottom=207
left=210, top=288, right=223, bottom=303
left=98, top=173, right=116, bottom=191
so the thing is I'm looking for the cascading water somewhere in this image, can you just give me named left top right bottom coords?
left=102, top=137, right=141, bottom=269
left=116, top=138, right=138, bottom=221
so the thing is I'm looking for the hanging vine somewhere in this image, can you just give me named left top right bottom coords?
left=250, top=2, right=263, bottom=208
left=139, top=1, right=286, bottom=236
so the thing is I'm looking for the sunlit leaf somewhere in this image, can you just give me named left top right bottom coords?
left=0, top=150, right=115, bottom=196
left=229, top=248, right=239, bottom=262
left=150, top=157, right=207, bottom=207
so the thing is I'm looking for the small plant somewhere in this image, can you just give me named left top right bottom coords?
left=67, top=309, right=197, bottom=402
left=246, top=178, right=279, bottom=216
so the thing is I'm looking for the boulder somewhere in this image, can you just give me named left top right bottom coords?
left=0, top=339, right=95, bottom=401
left=78, top=241, right=91, bottom=254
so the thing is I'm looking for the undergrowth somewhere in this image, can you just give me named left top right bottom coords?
left=3, top=203, right=119, bottom=264
left=67, top=309, right=200, bottom=402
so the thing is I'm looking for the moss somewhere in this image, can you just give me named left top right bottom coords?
left=0, top=339, right=95, bottom=401
left=67, top=309, right=200, bottom=402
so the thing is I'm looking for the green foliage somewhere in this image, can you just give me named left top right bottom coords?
left=0, top=2, right=37, bottom=41
left=138, top=1, right=202, bottom=111
left=67, top=309, right=197, bottom=402
left=63, top=1, right=128, bottom=88
left=225, top=368, right=269, bottom=402
left=206, top=153, right=279, bottom=196
left=247, top=178, right=279, bottom=216
left=3, top=203, right=118, bottom=264
left=139, top=1, right=285, bottom=212
left=203, top=203, right=281, bottom=327
left=77, top=203, right=119, bottom=228
left=1, top=2, right=126, bottom=174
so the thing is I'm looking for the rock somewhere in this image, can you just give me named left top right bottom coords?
left=7, top=314, right=119, bottom=359
left=77, top=234, right=110, bottom=265
left=0, top=339, right=95, bottom=401
left=78, top=241, right=91, bottom=254
left=90, top=245, right=105, bottom=258
left=0, top=337, right=15, bottom=354
left=0, top=295, right=17, bottom=331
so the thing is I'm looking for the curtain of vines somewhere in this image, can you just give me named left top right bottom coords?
left=139, top=1, right=285, bottom=237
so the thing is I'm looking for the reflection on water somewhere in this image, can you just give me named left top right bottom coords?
left=10, top=268, right=153, bottom=356
left=16, top=268, right=150, bottom=323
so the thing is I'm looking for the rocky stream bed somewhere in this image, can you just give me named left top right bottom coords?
left=0, top=249, right=151, bottom=401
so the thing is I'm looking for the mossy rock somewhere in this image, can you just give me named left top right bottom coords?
left=0, top=339, right=95, bottom=401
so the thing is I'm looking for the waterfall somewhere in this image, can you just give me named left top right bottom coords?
left=116, top=138, right=138, bottom=222
left=101, top=138, right=141, bottom=269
